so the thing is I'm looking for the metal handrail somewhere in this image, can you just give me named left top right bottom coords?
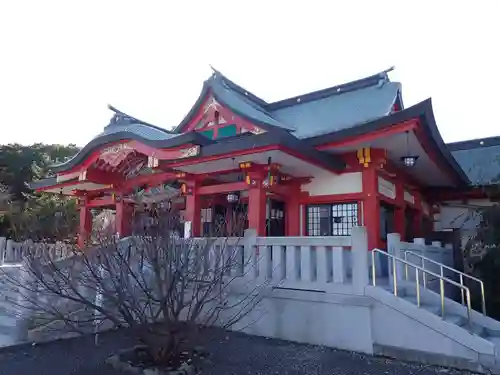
left=371, top=248, right=473, bottom=327
left=403, top=250, right=486, bottom=316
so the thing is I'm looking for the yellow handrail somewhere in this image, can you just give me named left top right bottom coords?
left=403, top=250, right=486, bottom=316
left=371, top=249, right=473, bottom=327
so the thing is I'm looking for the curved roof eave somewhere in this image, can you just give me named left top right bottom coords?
left=50, top=131, right=214, bottom=173
left=210, top=90, right=293, bottom=134
left=172, top=80, right=211, bottom=133
left=173, top=78, right=293, bottom=134
left=169, top=131, right=346, bottom=172
left=305, top=99, right=470, bottom=186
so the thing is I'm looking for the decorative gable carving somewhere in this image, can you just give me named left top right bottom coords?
left=184, top=95, right=266, bottom=139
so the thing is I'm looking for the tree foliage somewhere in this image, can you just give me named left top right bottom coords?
left=463, top=203, right=500, bottom=318
left=0, top=143, right=80, bottom=240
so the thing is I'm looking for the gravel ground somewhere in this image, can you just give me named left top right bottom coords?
left=0, top=328, right=477, bottom=375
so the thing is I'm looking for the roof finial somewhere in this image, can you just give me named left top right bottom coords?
left=209, top=64, right=220, bottom=78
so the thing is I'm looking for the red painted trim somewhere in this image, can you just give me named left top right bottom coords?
left=412, top=122, right=463, bottom=185
left=35, top=179, right=83, bottom=192
left=127, top=140, right=199, bottom=160
left=183, top=96, right=211, bottom=133
left=84, top=168, right=123, bottom=185
left=197, top=181, right=248, bottom=195
left=316, top=120, right=418, bottom=150
left=182, top=95, right=265, bottom=137
left=299, top=192, right=364, bottom=204
left=168, top=144, right=341, bottom=174
left=87, top=196, right=115, bottom=208
left=168, top=145, right=279, bottom=168
left=362, top=166, right=380, bottom=251
left=120, top=172, right=177, bottom=193
left=248, top=179, right=267, bottom=236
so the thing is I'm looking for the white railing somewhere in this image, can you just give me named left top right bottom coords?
left=387, top=234, right=456, bottom=297
left=0, top=237, right=74, bottom=265
left=190, top=232, right=357, bottom=292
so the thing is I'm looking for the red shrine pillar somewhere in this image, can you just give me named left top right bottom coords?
left=115, top=192, right=132, bottom=238
left=184, top=179, right=201, bottom=237
left=413, top=192, right=424, bottom=238
left=78, top=196, right=92, bottom=249
left=247, top=171, right=267, bottom=236
left=362, top=166, right=380, bottom=251
left=286, top=183, right=301, bottom=236
left=394, top=180, right=406, bottom=240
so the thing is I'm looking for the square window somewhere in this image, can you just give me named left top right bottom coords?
left=306, top=202, right=358, bottom=236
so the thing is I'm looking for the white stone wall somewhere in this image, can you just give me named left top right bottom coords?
left=301, top=172, right=362, bottom=196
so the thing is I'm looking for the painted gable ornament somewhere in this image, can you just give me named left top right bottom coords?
left=99, top=143, right=134, bottom=167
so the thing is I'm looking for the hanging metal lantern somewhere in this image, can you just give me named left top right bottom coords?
left=400, top=131, right=419, bottom=168
left=226, top=193, right=239, bottom=203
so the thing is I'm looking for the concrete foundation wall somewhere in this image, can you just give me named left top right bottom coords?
left=231, top=288, right=374, bottom=354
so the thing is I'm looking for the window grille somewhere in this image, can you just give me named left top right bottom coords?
left=306, top=203, right=358, bottom=236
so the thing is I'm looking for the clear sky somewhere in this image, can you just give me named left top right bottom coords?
left=0, top=1, right=498, bottom=147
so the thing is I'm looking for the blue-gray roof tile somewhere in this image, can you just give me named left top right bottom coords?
left=449, top=137, right=500, bottom=185
left=94, top=123, right=178, bottom=141
left=211, top=75, right=295, bottom=131
left=270, top=81, right=401, bottom=139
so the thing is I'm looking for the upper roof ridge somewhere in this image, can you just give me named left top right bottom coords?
left=209, top=67, right=268, bottom=107
left=106, top=104, right=174, bottom=134
left=266, top=67, right=396, bottom=111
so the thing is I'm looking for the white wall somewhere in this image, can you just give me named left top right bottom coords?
left=231, top=289, right=374, bottom=354
left=435, top=199, right=493, bottom=231
left=301, top=172, right=362, bottom=196
left=434, top=199, right=495, bottom=248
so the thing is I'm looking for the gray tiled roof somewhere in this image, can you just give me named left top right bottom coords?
left=94, top=123, right=178, bottom=141
left=449, top=139, right=500, bottom=185
left=270, top=80, right=401, bottom=139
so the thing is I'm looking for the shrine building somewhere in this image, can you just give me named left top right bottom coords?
left=32, top=68, right=500, bottom=250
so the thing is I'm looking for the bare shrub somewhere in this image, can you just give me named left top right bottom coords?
left=1, top=204, right=265, bottom=368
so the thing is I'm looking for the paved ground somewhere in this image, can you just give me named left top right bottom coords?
left=0, top=328, right=477, bottom=375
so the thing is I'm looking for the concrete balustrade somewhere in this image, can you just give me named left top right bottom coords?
left=3, top=228, right=497, bottom=374
left=0, top=237, right=74, bottom=265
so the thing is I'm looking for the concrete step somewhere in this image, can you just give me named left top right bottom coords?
left=381, top=285, right=408, bottom=297
left=400, top=295, right=487, bottom=336
left=401, top=296, right=441, bottom=314
left=485, top=336, right=500, bottom=356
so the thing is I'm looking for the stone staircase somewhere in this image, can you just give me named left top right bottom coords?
left=371, top=265, right=500, bottom=373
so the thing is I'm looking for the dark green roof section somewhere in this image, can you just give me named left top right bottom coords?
left=448, top=136, right=500, bottom=186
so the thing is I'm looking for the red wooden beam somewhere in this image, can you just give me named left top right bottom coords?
left=298, top=192, right=364, bottom=204
left=197, top=181, right=248, bottom=195
left=168, top=144, right=341, bottom=174
left=127, top=141, right=200, bottom=160
left=87, top=196, right=115, bottom=208
left=316, top=120, right=418, bottom=150
left=121, top=171, right=178, bottom=193
left=84, top=168, right=123, bottom=185
left=412, top=123, right=464, bottom=186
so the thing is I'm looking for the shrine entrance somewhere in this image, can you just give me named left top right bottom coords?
left=267, top=199, right=286, bottom=237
